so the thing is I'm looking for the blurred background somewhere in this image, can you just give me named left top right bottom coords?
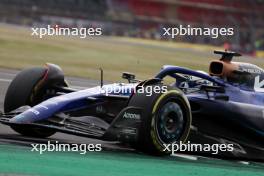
left=0, top=0, right=263, bottom=54
left=0, top=0, right=263, bottom=80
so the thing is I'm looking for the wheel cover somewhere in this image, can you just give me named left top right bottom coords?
left=156, top=101, right=184, bottom=144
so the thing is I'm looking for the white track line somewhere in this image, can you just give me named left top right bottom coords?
left=172, top=153, right=198, bottom=160
left=71, top=86, right=89, bottom=89
left=0, top=78, right=11, bottom=82
left=0, top=78, right=89, bottom=89
left=0, top=72, right=17, bottom=77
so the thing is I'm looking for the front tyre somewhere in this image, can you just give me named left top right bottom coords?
left=129, top=84, right=192, bottom=155
left=4, top=65, right=66, bottom=138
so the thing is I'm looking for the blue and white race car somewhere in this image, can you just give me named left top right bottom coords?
left=1, top=50, right=263, bottom=160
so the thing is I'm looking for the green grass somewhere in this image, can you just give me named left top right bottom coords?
left=0, top=24, right=263, bottom=81
left=0, top=145, right=263, bottom=176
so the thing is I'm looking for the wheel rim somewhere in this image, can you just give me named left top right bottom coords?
left=156, top=101, right=184, bottom=144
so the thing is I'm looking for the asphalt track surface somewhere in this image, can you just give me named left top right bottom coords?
left=0, top=68, right=264, bottom=176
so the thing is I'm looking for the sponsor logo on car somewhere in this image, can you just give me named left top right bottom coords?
left=123, top=112, right=141, bottom=120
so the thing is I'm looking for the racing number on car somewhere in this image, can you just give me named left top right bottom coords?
left=254, top=76, right=264, bottom=92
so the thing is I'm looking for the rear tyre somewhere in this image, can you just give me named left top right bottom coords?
left=4, top=67, right=63, bottom=138
left=128, top=83, right=191, bottom=155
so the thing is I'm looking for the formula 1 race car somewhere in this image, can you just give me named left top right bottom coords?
left=0, top=50, right=263, bottom=160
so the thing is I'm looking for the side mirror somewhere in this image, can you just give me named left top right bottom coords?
left=122, top=72, right=136, bottom=83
